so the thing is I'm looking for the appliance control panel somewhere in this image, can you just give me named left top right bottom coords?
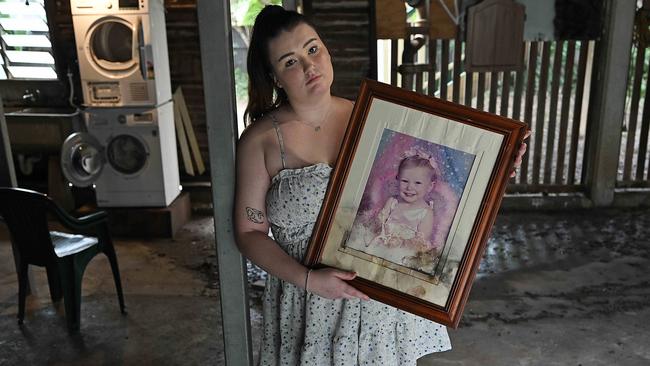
left=70, top=0, right=160, bottom=14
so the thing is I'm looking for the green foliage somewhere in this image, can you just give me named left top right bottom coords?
left=230, top=0, right=281, bottom=105
left=231, top=0, right=282, bottom=27
left=234, top=67, right=249, bottom=100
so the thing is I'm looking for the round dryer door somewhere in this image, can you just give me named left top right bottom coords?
left=87, top=18, right=137, bottom=74
left=61, top=132, right=105, bottom=187
left=106, top=134, right=149, bottom=175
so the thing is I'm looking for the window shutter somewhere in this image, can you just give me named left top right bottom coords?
left=0, top=0, right=56, bottom=80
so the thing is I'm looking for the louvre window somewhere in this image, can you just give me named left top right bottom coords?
left=0, top=0, right=56, bottom=80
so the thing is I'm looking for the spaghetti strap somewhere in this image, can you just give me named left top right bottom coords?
left=270, top=113, right=287, bottom=169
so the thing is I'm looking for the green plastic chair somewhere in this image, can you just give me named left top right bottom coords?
left=0, top=187, right=126, bottom=331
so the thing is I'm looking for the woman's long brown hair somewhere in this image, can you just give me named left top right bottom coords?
left=244, top=6, right=317, bottom=125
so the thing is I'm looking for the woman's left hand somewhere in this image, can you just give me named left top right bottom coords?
left=510, top=129, right=531, bottom=178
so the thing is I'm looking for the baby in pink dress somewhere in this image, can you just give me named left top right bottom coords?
left=367, top=148, right=440, bottom=266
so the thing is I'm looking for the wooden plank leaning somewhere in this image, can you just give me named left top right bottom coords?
left=173, top=93, right=194, bottom=176
left=174, top=87, right=206, bottom=175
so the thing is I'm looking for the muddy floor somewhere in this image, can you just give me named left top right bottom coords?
left=423, top=209, right=650, bottom=365
left=1, top=208, right=649, bottom=365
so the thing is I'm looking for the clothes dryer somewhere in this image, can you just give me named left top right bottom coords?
left=71, top=0, right=171, bottom=107
left=61, top=101, right=180, bottom=207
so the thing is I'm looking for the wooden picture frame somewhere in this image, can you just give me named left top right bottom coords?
left=305, top=79, right=527, bottom=328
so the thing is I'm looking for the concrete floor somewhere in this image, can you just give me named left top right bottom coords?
left=1, top=209, right=649, bottom=365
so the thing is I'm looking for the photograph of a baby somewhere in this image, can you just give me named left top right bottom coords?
left=347, top=129, right=475, bottom=277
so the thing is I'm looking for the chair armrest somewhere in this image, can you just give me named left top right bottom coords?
left=77, top=211, right=109, bottom=224
left=49, top=203, right=109, bottom=232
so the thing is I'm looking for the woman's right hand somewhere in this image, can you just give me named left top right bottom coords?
left=307, top=268, right=370, bottom=301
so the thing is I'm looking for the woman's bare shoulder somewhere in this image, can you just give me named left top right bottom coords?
left=239, top=114, right=275, bottom=145
left=332, top=97, right=355, bottom=127
left=333, top=96, right=355, bottom=109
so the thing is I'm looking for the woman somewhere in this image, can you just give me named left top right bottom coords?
left=234, top=5, right=527, bottom=365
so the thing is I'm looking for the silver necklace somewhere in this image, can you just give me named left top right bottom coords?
left=294, top=103, right=332, bottom=132
left=296, top=120, right=322, bottom=132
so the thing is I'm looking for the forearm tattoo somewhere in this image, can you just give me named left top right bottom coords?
left=246, top=207, right=265, bottom=224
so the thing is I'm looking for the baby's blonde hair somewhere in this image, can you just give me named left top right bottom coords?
left=397, top=156, right=439, bottom=182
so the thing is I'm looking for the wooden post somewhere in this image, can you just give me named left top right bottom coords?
left=196, top=1, right=253, bottom=364
left=584, top=0, right=636, bottom=206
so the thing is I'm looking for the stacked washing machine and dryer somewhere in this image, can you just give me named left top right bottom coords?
left=61, top=0, right=180, bottom=207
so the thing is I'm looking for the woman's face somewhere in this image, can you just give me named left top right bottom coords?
left=267, top=22, right=334, bottom=103
left=397, top=166, right=434, bottom=204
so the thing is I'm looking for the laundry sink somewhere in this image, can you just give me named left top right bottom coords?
left=4, top=107, right=79, bottom=153
left=5, top=106, right=78, bottom=117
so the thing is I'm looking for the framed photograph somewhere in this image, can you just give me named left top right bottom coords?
left=305, top=79, right=527, bottom=328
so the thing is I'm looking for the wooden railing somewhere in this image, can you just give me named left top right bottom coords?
left=380, top=1, right=647, bottom=207
left=618, top=33, right=650, bottom=188
left=391, top=38, right=595, bottom=194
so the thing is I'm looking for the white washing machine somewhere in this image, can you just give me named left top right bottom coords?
left=61, top=101, right=180, bottom=207
left=71, top=0, right=171, bottom=107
